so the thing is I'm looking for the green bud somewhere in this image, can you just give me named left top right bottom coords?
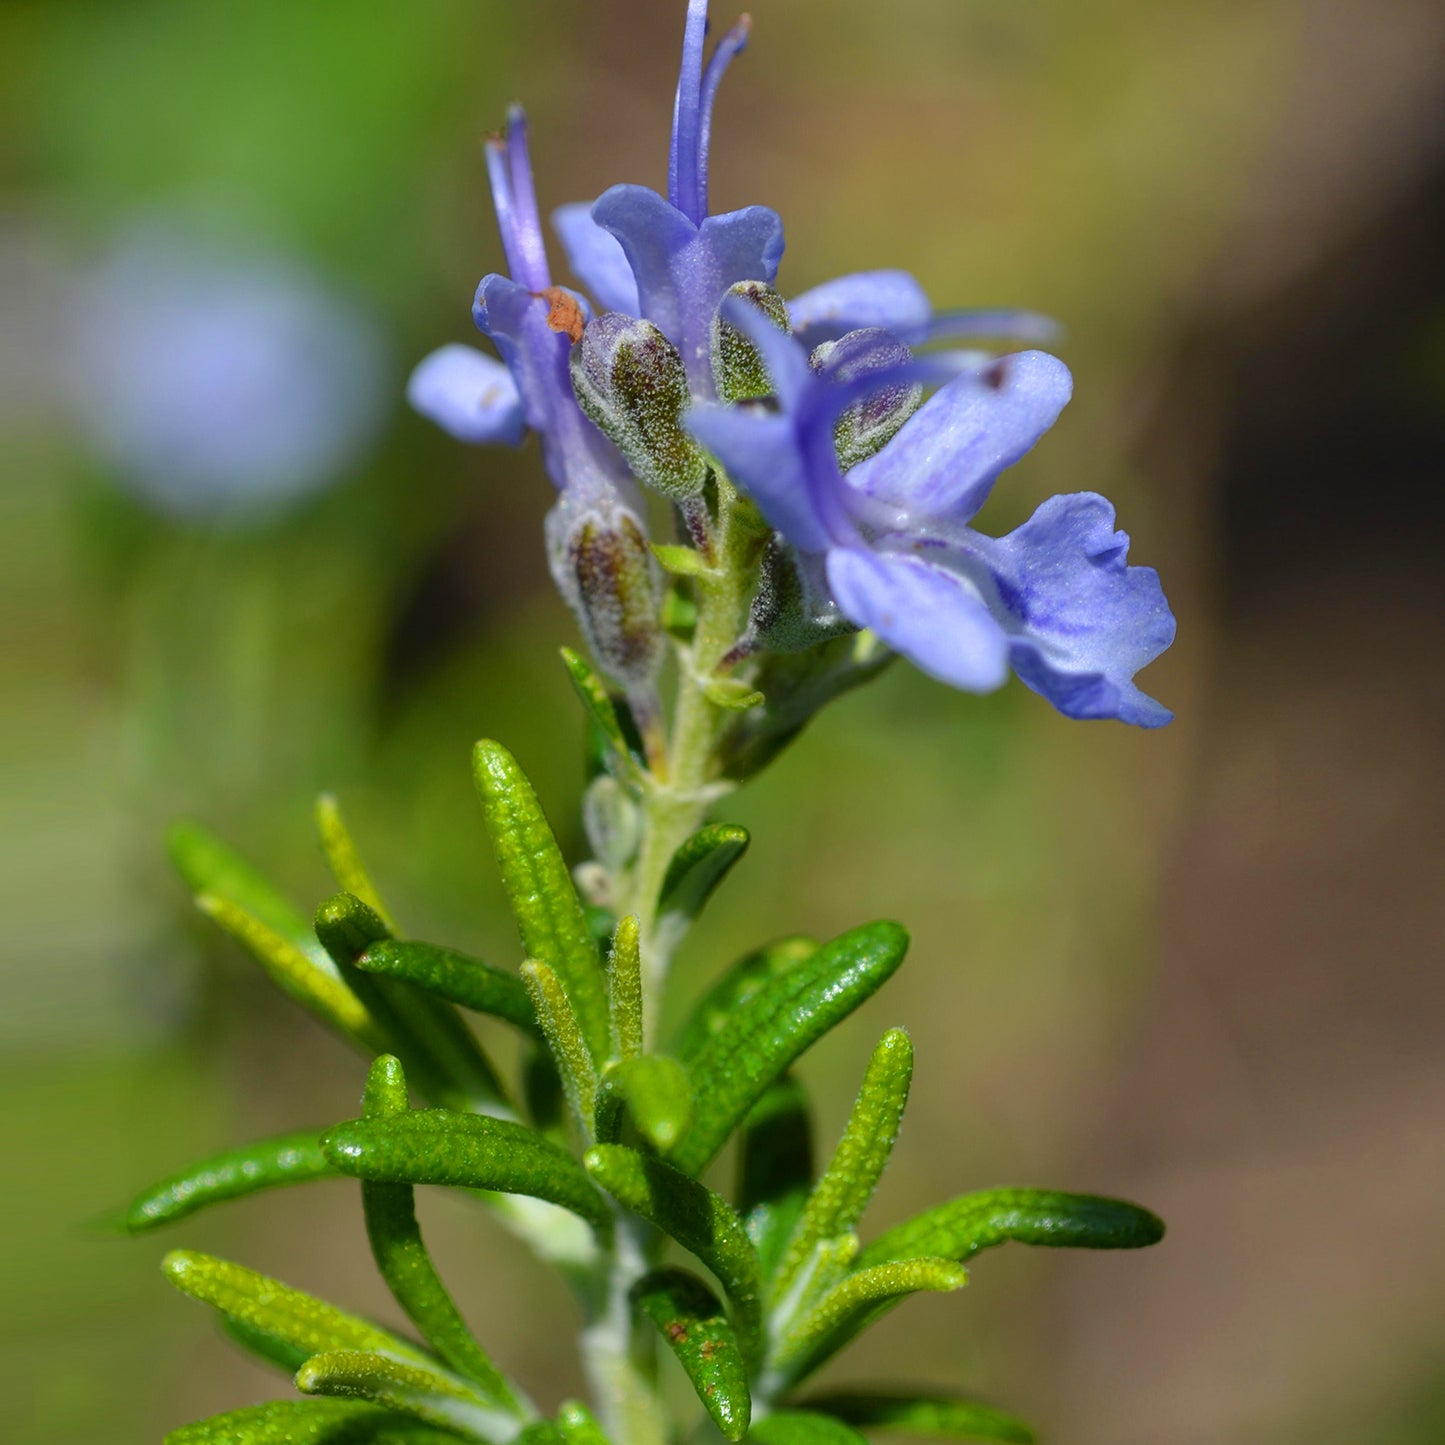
left=710, top=281, right=791, bottom=402
left=811, top=327, right=922, bottom=470
left=571, top=314, right=708, bottom=500
left=547, top=491, right=664, bottom=689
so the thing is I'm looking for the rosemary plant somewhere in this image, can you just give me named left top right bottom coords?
left=122, top=4, right=1176, bottom=1441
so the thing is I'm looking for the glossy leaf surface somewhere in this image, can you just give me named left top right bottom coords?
left=858, top=1188, right=1166, bottom=1268
left=657, top=823, right=750, bottom=925
left=594, top=1055, right=692, bottom=1154
left=164, top=1399, right=464, bottom=1444
left=585, top=1145, right=762, bottom=1357
left=671, top=921, right=910, bottom=1175
left=746, top=1412, right=869, bottom=1445
left=358, top=941, right=539, bottom=1036
left=322, top=1109, right=612, bottom=1233
left=672, top=936, right=817, bottom=1063
left=803, top=1391, right=1035, bottom=1442
left=122, top=1130, right=336, bottom=1232
left=633, top=1267, right=750, bottom=1440
left=472, top=740, right=611, bottom=1063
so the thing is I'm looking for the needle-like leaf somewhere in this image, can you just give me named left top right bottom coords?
left=162, top=1250, right=429, bottom=1366
left=296, top=1350, right=513, bottom=1442
left=857, top=1188, right=1166, bottom=1269
left=357, top=940, right=539, bottom=1036
left=561, top=648, right=637, bottom=779
left=670, top=921, right=910, bottom=1176
left=801, top=1391, right=1036, bottom=1442
left=656, top=824, right=750, bottom=925
left=555, top=1401, right=611, bottom=1442
left=322, top=1110, right=612, bottom=1236
left=594, top=1055, right=692, bottom=1154
left=774, top=1030, right=913, bottom=1296
left=671, top=936, right=818, bottom=1064
left=164, top=1398, right=465, bottom=1444
left=606, top=916, right=644, bottom=1061
left=584, top=1145, right=763, bottom=1361
left=359, top=1058, right=525, bottom=1412
left=120, top=1130, right=337, bottom=1232
left=746, top=1412, right=869, bottom=1444
left=738, top=1074, right=813, bottom=1278
left=316, top=794, right=398, bottom=933
left=472, top=740, right=611, bottom=1064
left=632, top=1267, right=750, bottom=1440
left=523, top=959, right=599, bottom=1135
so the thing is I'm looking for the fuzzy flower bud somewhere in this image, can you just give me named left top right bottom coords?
left=546, top=488, right=664, bottom=689
left=810, top=327, right=923, bottom=470
left=570, top=313, right=708, bottom=501
left=710, top=281, right=791, bottom=402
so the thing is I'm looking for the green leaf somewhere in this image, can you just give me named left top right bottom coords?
left=768, top=1256, right=967, bottom=1389
left=315, top=893, right=510, bottom=1115
left=120, top=1129, right=336, bottom=1232
left=555, top=1401, right=611, bottom=1442
left=220, top=1315, right=311, bottom=1374
left=522, top=959, right=599, bottom=1134
left=607, top=915, right=644, bottom=1061
left=321, top=1110, right=612, bottom=1235
left=746, top=1411, right=869, bottom=1445
left=316, top=793, right=397, bottom=933
left=584, top=1145, right=763, bottom=1360
left=561, top=647, right=636, bottom=775
left=472, top=740, right=611, bottom=1064
left=857, top=1188, right=1166, bottom=1269
left=671, top=936, right=817, bottom=1064
left=162, top=1250, right=428, bottom=1366
left=296, top=1349, right=514, bottom=1441
left=671, top=921, right=910, bottom=1175
left=633, top=1267, right=751, bottom=1441
left=360, top=1059, right=523, bottom=1411
left=594, top=1055, right=692, bottom=1154
left=802, top=1392, right=1035, bottom=1442
left=657, top=824, right=750, bottom=926
left=164, top=1399, right=465, bottom=1444
left=196, top=893, right=385, bottom=1051
left=775, top=1030, right=912, bottom=1296
left=515, top=1427, right=565, bottom=1445
left=649, top=542, right=711, bottom=577
left=356, top=940, right=539, bottom=1037
left=701, top=676, right=765, bottom=710
left=168, top=820, right=324, bottom=966
left=738, top=1075, right=813, bottom=1278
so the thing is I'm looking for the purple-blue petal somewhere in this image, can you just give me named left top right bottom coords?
left=848, top=350, right=1073, bottom=524
left=686, top=402, right=833, bottom=554
left=980, top=492, right=1176, bottom=727
left=789, top=271, right=932, bottom=346
left=552, top=203, right=641, bottom=316
left=591, top=184, right=784, bottom=388
left=825, top=546, right=1010, bottom=693
left=406, top=344, right=525, bottom=446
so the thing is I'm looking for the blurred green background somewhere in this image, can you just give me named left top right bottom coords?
left=3, top=0, right=1442, bottom=1441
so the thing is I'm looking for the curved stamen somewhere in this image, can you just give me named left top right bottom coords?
left=925, top=307, right=1062, bottom=345
left=504, top=106, right=552, bottom=292
left=697, top=15, right=751, bottom=216
left=669, top=0, right=711, bottom=224
left=484, top=136, right=527, bottom=284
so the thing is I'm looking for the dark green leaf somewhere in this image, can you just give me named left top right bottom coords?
left=671, top=921, right=910, bottom=1175
left=357, top=941, right=539, bottom=1037
left=322, top=1110, right=612, bottom=1235
left=523, top=959, right=599, bottom=1134
left=671, top=936, right=817, bottom=1064
left=738, top=1075, right=813, bottom=1278
left=296, top=1349, right=514, bottom=1441
left=168, top=820, right=322, bottom=965
left=657, top=824, right=750, bottom=926
left=584, top=1145, right=762, bottom=1359
left=802, top=1391, right=1035, bottom=1442
left=472, top=740, right=611, bottom=1064
left=769, top=1257, right=967, bottom=1390
left=360, top=1059, right=522, bottom=1411
left=316, top=794, right=398, bottom=933
left=858, top=1188, right=1166, bottom=1269
left=121, top=1129, right=336, bottom=1232
left=775, top=1030, right=912, bottom=1295
left=594, top=1055, right=692, bottom=1154
left=162, top=1250, right=428, bottom=1366
left=606, top=916, right=644, bottom=1061
left=633, top=1267, right=751, bottom=1441
left=164, top=1399, right=465, bottom=1444
left=746, top=1411, right=869, bottom=1444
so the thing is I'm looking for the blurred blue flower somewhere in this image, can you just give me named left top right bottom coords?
left=688, top=307, right=1176, bottom=726
left=66, top=221, right=388, bottom=523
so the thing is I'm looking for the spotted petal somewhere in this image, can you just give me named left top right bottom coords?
left=406, top=344, right=525, bottom=446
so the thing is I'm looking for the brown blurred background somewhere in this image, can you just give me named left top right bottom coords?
left=2, top=1, right=1442, bottom=1441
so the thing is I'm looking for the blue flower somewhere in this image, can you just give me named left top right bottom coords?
left=687, top=307, right=1176, bottom=727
